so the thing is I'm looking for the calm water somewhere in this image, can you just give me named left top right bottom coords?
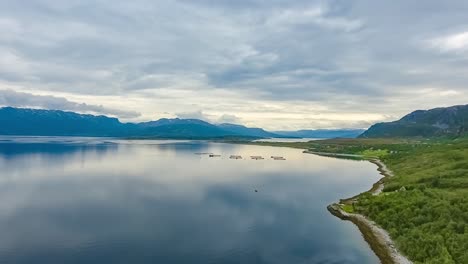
left=0, top=137, right=380, bottom=264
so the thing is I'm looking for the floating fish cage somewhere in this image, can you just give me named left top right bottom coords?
left=250, top=156, right=264, bottom=160
left=197, top=153, right=284, bottom=160
left=271, top=156, right=286, bottom=160
left=272, top=157, right=286, bottom=160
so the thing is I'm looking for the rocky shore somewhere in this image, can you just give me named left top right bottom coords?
left=327, top=203, right=412, bottom=264
left=309, top=151, right=412, bottom=264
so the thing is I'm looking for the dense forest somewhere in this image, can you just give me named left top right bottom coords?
left=355, top=138, right=468, bottom=263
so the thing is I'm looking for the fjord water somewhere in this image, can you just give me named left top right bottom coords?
left=0, top=138, right=379, bottom=264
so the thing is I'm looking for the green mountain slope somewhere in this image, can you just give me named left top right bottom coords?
left=360, top=104, right=468, bottom=138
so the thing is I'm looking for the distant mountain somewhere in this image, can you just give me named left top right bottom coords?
left=139, top=118, right=212, bottom=128
left=359, top=104, right=468, bottom=138
left=136, top=118, right=230, bottom=138
left=218, top=123, right=281, bottom=138
left=0, top=107, right=279, bottom=139
left=139, top=119, right=236, bottom=138
left=275, top=129, right=365, bottom=139
left=0, top=107, right=132, bottom=136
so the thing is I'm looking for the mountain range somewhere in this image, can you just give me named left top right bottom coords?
left=4, top=105, right=464, bottom=139
left=360, top=104, right=468, bottom=138
left=0, top=107, right=283, bottom=139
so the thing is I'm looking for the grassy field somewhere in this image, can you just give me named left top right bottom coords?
left=244, top=137, right=468, bottom=264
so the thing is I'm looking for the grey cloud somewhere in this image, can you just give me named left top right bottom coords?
left=0, top=90, right=141, bottom=118
left=2, top=0, right=467, bottom=98
left=0, top=0, right=468, bottom=128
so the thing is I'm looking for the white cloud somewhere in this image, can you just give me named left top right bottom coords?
left=429, top=31, right=468, bottom=52
left=216, top=114, right=242, bottom=124
left=175, top=110, right=210, bottom=121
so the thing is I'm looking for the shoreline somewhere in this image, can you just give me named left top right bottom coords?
left=308, top=151, right=412, bottom=264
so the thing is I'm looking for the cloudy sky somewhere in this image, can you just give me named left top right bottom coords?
left=0, top=0, right=467, bottom=130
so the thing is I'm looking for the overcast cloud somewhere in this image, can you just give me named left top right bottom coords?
left=0, top=0, right=467, bottom=130
left=0, top=90, right=141, bottom=118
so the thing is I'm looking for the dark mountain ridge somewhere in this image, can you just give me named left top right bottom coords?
left=0, top=107, right=281, bottom=139
left=0, top=107, right=131, bottom=137
left=359, top=104, right=468, bottom=138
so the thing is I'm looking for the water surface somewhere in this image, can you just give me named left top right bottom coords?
left=0, top=137, right=380, bottom=263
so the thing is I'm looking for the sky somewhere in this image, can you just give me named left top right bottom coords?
left=0, top=0, right=467, bottom=130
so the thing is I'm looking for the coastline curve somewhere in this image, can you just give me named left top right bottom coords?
left=307, top=151, right=412, bottom=264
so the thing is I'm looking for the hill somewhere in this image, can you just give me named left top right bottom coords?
left=360, top=104, right=468, bottom=138
left=0, top=107, right=277, bottom=139
left=218, top=123, right=281, bottom=138
left=137, top=118, right=233, bottom=138
left=0, top=107, right=132, bottom=136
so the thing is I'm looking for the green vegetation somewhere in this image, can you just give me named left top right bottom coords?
left=360, top=104, right=468, bottom=138
left=341, top=203, right=355, bottom=214
left=355, top=137, right=468, bottom=264
left=247, top=137, right=468, bottom=264
left=360, top=149, right=389, bottom=158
